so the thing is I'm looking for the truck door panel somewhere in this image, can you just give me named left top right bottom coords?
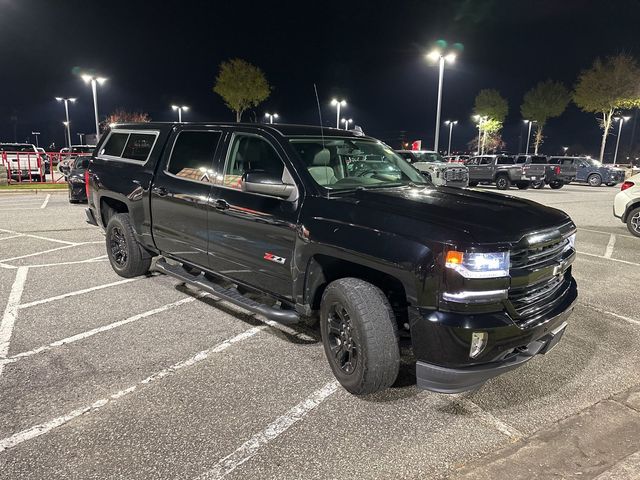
left=151, top=130, right=222, bottom=267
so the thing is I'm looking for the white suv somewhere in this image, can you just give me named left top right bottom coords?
left=614, top=173, right=640, bottom=237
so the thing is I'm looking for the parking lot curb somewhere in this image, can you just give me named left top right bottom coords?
left=451, top=384, right=640, bottom=479
left=0, top=188, right=67, bottom=195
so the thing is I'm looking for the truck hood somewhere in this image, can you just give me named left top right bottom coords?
left=338, top=186, right=572, bottom=245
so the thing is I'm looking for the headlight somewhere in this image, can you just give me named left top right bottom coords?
left=445, top=250, right=509, bottom=279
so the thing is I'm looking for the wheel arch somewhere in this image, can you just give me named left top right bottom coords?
left=623, top=199, right=640, bottom=222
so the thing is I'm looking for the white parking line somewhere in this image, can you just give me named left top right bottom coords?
left=0, top=267, right=28, bottom=376
left=0, top=326, right=265, bottom=453
left=40, top=194, right=51, bottom=209
left=0, top=235, right=24, bottom=241
left=194, top=381, right=339, bottom=480
left=450, top=397, right=523, bottom=440
left=584, top=304, right=640, bottom=326
left=579, top=227, right=638, bottom=240
left=27, top=257, right=108, bottom=269
left=18, top=278, right=140, bottom=309
left=604, top=234, right=617, bottom=258
left=0, top=244, right=80, bottom=263
left=577, top=251, right=640, bottom=267
left=2, top=296, right=200, bottom=366
left=0, top=228, right=77, bottom=246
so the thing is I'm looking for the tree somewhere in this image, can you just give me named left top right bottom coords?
left=521, top=80, right=570, bottom=154
left=573, top=54, right=640, bottom=161
left=101, top=109, right=150, bottom=132
left=472, top=90, right=508, bottom=153
left=474, top=89, right=508, bottom=123
left=213, top=58, right=271, bottom=122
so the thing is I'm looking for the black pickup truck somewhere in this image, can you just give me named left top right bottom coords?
left=86, top=122, right=577, bottom=395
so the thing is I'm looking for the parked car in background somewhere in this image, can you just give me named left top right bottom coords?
left=517, top=155, right=577, bottom=189
left=396, top=150, right=469, bottom=187
left=0, top=143, right=43, bottom=182
left=554, top=156, right=625, bottom=187
left=58, top=145, right=95, bottom=177
left=37, top=147, right=51, bottom=175
left=67, top=156, right=90, bottom=203
left=614, top=173, right=640, bottom=237
left=466, top=154, right=546, bottom=190
left=445, top=155, right=469, bottom=164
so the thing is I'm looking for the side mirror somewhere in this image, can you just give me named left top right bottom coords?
left=241, top=170, right=297, bottom=200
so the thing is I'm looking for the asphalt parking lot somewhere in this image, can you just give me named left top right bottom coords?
left=0, top=184, right=638, bottom=479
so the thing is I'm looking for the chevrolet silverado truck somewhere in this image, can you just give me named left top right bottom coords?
left=466, top=154, right=546, bottom=190
left=86, top=123, right=578, bottom=395
left=395, top=149, right=469, bottom=187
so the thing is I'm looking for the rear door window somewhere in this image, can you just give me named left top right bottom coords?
left=480, top=157, right=493, bottom=165
left=167, top=131, right=222, bottom=183
left=497, top=157, right=515, bottom=165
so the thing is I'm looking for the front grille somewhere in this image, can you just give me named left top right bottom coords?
left=510, top=236, right=570, bottom=269
left=445, top=168, right=468, bottom=182
left=508, top=230, right=574, bottom=326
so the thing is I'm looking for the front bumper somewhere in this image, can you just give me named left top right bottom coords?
left=410, top=278, right=577, bottom=393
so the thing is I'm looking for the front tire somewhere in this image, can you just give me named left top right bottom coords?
left=106, top=213, right=152, bottom=278
left=606, top=182, right=616, bottom=187
left=627, top=207, right=640, bottom=237
left=531, top=180, right=545, bottom=189
left=468, top=181, right=479, bottom=187
left=549, top=181, right=564, bottom=189
left=588, top=174, right=602, bottom=187
left=516, top=181, right=530, bottom=190
left=495, top=175, right=511, bottom=190
left=320, top=278, right=400, bottom=395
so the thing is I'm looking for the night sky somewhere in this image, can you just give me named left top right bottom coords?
left=2, top=0, right=640, bottom=159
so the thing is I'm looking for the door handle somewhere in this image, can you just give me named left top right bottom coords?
left=214, top=199, right=229, bottom=211
left=152, top=186, right=168, bottom=197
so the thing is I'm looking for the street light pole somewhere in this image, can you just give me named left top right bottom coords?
left=264, top=112, right=279, bottom=124
left=31, top=131, right=40, bottom=148
left=172, top=105, right=189, bottom=123
left=81, top=74, right=107, bottom=139
left=78, top=133, right=85, bottom=144
left=524, top=120, right=535, bottom=154
left=426, top=50, right=457, bottom=153
left=55, top=97, right=76, bottom=148
left=331, top=99, right=347, bottom=128
left=444, top=120, right=457, bottom=156
left=614, top=116, right=631, bottom=164
left=341, top=118, right=353, bottom=130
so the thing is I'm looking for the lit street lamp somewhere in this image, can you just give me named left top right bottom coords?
left=524, top=119, right=537, bottom=154
left=341, top=118, right=353, bottom=130
left=264, top=112, right=279, bottom=124
left=31, top=131, right=41, bottom=148
left=172, top=105, right=189, bottom=123
left=426, top=49, right=457, bottom=152
left=81, top=74, right=107, bottom=139
left=331, top=99, right=347, bottom=128
left=473, top=115, right=487, bottom=154
left=444, top=120, right=457, bottom=156
left=562, top=146, right=569, bottom=155
left=613, top=116, right=631, bottom=164
left=55, top=97, right=76, bottom=148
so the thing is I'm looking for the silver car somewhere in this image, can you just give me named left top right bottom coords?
left=396, top=150, right=469, bottom=187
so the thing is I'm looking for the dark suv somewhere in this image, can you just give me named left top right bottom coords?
left=86, top=123, right=578, bottom=395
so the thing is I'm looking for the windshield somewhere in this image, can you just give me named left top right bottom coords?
left=0, top=144, right=34, bottom=152
left=585, top=158, right=602, bottom=167
left=412, top=151, right=444, bottom=163
left=290, top=137, right=427, bottom=190
left=70, top=146, right=94, bottom=153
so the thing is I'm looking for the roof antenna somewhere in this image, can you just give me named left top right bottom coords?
left=313, top=83, right=326, bottom=149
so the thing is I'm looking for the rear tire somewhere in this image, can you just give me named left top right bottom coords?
left=320, top=278, right=400, bottom=395
left=106, top=213, right=152, bottom=278
left=606, top=182, right=616, bottom=187
left=495, top=175, right=511, bottom=190
left=468, top=181, right=479, bottom=187
left=588, top=174, right=602, bottom=187
left=531, top=180, right=545, bottom=189
left=516, top=181, right=530, bottom=190
left=549, top=181, right=564, bottom=189
left=627, top=207, right=640, bottom=237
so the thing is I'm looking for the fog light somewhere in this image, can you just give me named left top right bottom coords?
left=470, top=332, right=488, bottom=358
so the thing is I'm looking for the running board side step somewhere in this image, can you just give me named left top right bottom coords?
left=154, top=258, right=300, bottom=324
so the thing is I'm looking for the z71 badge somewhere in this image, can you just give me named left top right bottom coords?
left=264, top=253, right=286, bottom=265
